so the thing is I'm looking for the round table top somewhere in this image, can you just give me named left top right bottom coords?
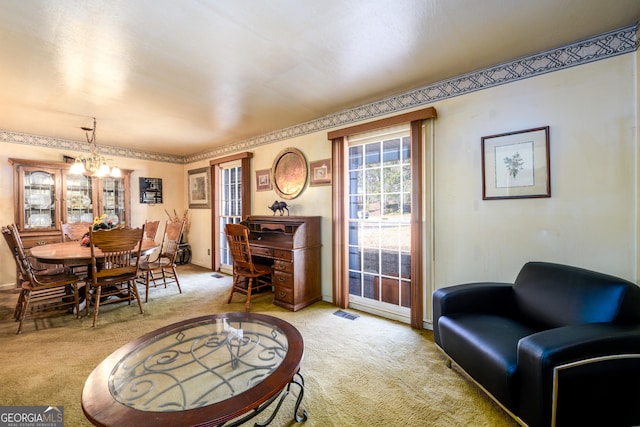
left=29, top=239, right=158, bottom=265
left=81, top=313, right=304, bottom=427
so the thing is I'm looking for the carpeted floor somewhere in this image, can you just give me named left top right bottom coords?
left=0, top=264, right=518, bottom=426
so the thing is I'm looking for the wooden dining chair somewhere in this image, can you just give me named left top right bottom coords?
left=2, top=224, right=82, bottom=334
left=144, top=220, right=160, bottom=241
left=138, top=220, right=184, bottom=302
left=87, top=225, right=145, bottom=327
left=224, top=223, right=273, bottom=312
left=60, top=221, right=92, bottom=278
left=61, top=221, right=92, bottom=242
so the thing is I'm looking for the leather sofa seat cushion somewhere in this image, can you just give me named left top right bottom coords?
left=438, top=313, right=538, bottom=410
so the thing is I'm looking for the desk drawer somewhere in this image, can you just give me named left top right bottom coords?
left=273, top=259, right=294, bottom=273
left=274, top=285, right=294, bottom=304
left=273, top=271, right=293, bottom=287
left=273, top=249, right=292, bottom=261
left=251, top=246, right=273, bottom=258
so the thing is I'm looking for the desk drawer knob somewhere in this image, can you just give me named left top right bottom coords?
left=279, top=291, right=287, bottom=297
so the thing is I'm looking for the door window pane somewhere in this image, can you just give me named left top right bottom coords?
left=347, top=126, right=411, bottom=313
left=219, top=164, right=242, bottom=267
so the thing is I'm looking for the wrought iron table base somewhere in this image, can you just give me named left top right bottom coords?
left=221, top=370, right=307, bottom=427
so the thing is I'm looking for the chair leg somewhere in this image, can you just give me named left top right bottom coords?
left=172, top=265, right=182, bottom=294
left=130, top=281, right=144, bottom=315
left=73, top=284, right=80, bottom=319
left=228, top=275, right=240, bottom=303
left=245, top=278, right=254, bottom=312
left=149, top=270, right=157, bottom=286
left=144, top=270, right=150, bottom=303
left=161, top=267, right=168, bottom=288
left=13, top=289, right=25, bottom=320
left=16, top=290, right=32, bottom=334
left=92, top=286, right=102, bottom=327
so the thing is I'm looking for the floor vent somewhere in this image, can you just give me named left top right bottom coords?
left=334, top=310, right=359, bottom=320
left=211, top=274, right=224, bottom=279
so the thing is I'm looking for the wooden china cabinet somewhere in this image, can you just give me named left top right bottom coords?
left=9, top=158, right=132, bottom=249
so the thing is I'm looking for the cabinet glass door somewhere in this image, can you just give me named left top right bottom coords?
left=101, top=177, right=126, bottom=226
left=65, top=174, right=94, bottom=223
left=22, top=167, right=58, bottom=231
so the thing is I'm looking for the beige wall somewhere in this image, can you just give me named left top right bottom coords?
left=0, top=51, right=637, bottom=328
left=430, top=54, right=636, bottom=299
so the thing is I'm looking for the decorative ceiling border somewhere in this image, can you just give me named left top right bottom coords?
left=0, top=129, right=184, bottom=164
left=1, top=24, right=636, bottom=165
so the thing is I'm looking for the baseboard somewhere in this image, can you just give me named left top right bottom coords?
left=0, top=283, right=17, bottom=291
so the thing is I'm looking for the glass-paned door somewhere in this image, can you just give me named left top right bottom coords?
left=64, top=174, right=94, bottom=223
left=219, top=161, right=242, bottom=274
left=21, top=166, right=58, bottom=231
left=348, top=126, right=411, bottom=317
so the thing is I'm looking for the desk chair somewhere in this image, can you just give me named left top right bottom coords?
left=138, top=220, right=184, bottom=302
left=224, top=223, right=273, bottom=312
left=87, top=226, right=145, bottom=327
left=2, top=224, right=82, bottom=334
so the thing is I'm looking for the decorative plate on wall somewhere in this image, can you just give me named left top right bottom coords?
left=271, top=147, right=308, bottom=199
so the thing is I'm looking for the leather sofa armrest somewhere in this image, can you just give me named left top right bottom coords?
left=432, top=282, right=514, bottom=344
left=517, top=324, right=640, bottom=427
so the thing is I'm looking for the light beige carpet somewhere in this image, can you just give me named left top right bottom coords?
left=0, top=264, right=518, bottom=426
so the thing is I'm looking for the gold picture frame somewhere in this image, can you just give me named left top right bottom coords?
left=188, top=167, right=210, bottom=208
left=255, top=169, right=272, bottom=191
left=309, top=159, right=332, bottom=186
left=482, top=126, right=550, bottom=200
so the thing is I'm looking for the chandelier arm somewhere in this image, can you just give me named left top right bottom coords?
left=70, top=117, right=120, bottom=177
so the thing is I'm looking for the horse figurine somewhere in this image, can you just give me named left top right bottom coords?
left=268, top=200, right=289, bottom=216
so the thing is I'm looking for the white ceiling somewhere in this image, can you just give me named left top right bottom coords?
left=0, top=0, right=638, bottom=157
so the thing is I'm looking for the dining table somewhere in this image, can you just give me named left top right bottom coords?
left=29, top=238, right=159, bottom=266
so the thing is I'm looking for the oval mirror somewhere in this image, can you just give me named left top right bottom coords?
left=272, top=148, right=308, bottom=199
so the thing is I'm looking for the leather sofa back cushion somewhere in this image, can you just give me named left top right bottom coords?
left=513, top=262, right=640, bottom=328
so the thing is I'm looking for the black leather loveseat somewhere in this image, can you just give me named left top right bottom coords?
left=433, top=261, right=640, bottom=427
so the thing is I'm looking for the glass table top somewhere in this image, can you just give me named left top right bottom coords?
left=109, top=316, right=289, bottom=411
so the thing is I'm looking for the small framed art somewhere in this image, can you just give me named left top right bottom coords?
left=139, top=177, right=163, bottom=204
left=188, top=167, right=210, bottom=208
left=256, top=169, right=272, bottom=191
left=482, top=126, right=550, bottom=200
left=309, top=159, right=332, bottom=186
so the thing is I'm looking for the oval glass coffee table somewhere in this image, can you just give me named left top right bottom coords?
left=82, top=313, right=307, bottom=426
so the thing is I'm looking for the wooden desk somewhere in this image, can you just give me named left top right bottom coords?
left=242, top=216, right=321, bottom=311
left=29, top=239, right=158, bottom=265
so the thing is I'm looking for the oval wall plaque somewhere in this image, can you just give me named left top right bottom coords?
left=272, top=148, right=307, bottom=199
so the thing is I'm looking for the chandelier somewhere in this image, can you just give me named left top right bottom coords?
left=69, top=117, right=121, bottom=177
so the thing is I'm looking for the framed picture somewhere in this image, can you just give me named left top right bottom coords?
left=482, top=126, right=550, bottom=200
left=139, top=177, right=163, bottom=204
left=255, top=169, right=272, bottom=191
left=309, top=159, right=332, bottom=186
left=188, top=167, right=210, bottom=208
